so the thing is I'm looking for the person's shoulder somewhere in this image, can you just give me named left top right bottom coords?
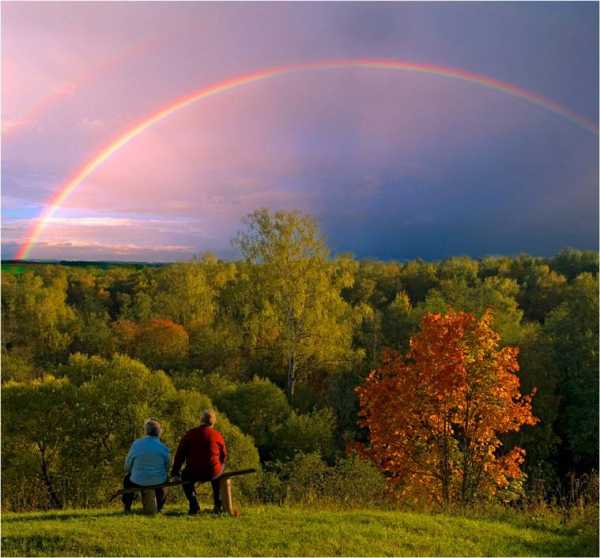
left=155, top=438, right=170, bottom=451
left=184, top=426, right=201, bottom=439
left=211, top=428, right=225, bottom=441
left=130, top=437, right=144, bottom=449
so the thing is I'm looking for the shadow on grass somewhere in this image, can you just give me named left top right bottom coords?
left=1, top=534, right=104, bottom=557
left=518, top=534, right=599, bottom=558
left=2, top=510, right=123, bottom=523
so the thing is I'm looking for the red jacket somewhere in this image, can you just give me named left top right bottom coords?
left=171, top=425, right=227, bottom=478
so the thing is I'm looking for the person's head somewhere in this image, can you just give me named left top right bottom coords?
left=144, top=418, right=162, bottom=437
left=200, top=409, right=217, bottom=427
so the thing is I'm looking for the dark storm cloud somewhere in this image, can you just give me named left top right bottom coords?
left=2, top=2, right=597, bottom=261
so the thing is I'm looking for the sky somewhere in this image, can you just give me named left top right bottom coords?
left=2, top=2, right=598, bottom=262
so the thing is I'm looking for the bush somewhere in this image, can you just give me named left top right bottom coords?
left=271, top=408, right=337, bottom=462
left=215, top=377, right=291, bottom=453
left=255, top=452, right=386, bottom=507
left=172, top=371, right=238, bottom=401
left=327, top=454, right=387, bottom=505
left=284, top=452, right=330, bottom=504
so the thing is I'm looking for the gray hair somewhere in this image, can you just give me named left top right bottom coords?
left=144, top=418, right=162, bottom=437
left=200, top=409, right=216, bottom=426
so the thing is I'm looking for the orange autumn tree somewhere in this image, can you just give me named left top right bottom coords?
left=354, top=310, right=537, bottom=505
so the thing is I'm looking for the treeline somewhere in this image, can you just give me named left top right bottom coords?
left=2, top=209, right=598, bottom=510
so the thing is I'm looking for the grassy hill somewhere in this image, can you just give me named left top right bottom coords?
left=2, top=505, right=597, bottom=557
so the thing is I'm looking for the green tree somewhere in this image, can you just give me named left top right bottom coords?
left=234, top=209, right=358, bottom=401
left=271, top=408, right=337, bottom=462
left=417, top=276, right=523, bottom=344
left=398, top=259, right=439, bottom=303
left=550, top=249, right=599, bottom=280
left=437, top=256, right=480, bottom=286
left=70, top=311, right=115, bottom=357
left=215, top=377, right=291, bottom=456
left=543, top=273, right=599, bottom=470
left=3, top=376, right=76, bottom=508
left=131, top=319, right=189, bottom=370
left=2, top=271, right=75, bottom=364
left=151, top=262, right=217, bottom=329
left=513, top=324, right=561, bottom=486
left=381, top=291, right=418, bottom=352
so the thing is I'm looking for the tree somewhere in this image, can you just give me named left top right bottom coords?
left=550, top=249, right=599, bottom=280
left=438, top=256, right=480, bottom=286
left=2, top=353, right=261, bottom=510
left=215, top=377, right=291, bottom=455
left=381, top=291, right=418, bottom=353
left=417, top=276, right=524, bottom=344
left=542, top=273, right=599, bottom=471
left=2, top=271, right=75, bottom=364
left=398, top=259, right=439, bottom=303
left=132, top=319, right=189, bottom=370
left=112, top=319, right=189, bottom=370
left=271, top=408, right=337, bottom=462
left=3, top=376, right=76, bottom=508
left=151, top=262, right=218, bottom=329
left=355, top=311, right=537, bottom=505
left=234, top=209, right=358, bottom=401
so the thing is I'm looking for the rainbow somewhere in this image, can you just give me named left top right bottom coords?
left=16, top=58, right=598, bottom=260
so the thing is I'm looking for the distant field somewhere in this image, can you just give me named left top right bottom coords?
left=1, top=260, right=164, bottom=270
left=1, top=263, right=27, bottom=274
left=2, top=505, right=597, bottom=557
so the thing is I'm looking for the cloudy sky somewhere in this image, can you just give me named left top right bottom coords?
left=2, top=2, right=598, bottom=261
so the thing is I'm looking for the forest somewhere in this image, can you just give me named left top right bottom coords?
left=2, top=209, right=598, bottom=512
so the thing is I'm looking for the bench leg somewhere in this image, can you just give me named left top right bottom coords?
left=219, top=478, right=234, bottom=515
left=141, top=489, right=158, bottom=515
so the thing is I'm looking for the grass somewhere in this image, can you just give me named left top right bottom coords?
left=1, top=504, right=597, bottom=557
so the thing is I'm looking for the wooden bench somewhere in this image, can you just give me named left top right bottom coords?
left=110, top=469, right=256, bottom=516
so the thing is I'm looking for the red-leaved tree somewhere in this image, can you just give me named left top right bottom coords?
left=354, top=310, right=537, bottom=505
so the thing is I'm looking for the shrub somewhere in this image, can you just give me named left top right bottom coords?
left=285, top=452, right=330, bottom=504
left=215, top=377, right=291, bottom=452
left=271, top=408, right=336, bottom=462
left=172, top=371, right=238, bottom=401
left=327, top=454, right=387, bottom=505
left=261, top=452, right=387, bottom=507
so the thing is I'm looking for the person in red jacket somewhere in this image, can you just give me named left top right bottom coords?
left=171, top=409, right=227, bottom=515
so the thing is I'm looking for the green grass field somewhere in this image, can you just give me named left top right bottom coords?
left=2, top=505, right=597, bottom=557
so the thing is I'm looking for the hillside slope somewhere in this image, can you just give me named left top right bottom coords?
left=2, top=505, right=597, bottom=557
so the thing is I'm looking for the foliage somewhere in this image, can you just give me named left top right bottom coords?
left=150, top=262, right=218, bottom=329
left=2, top=271, right=75, bottom=364
left=113, top=319, right=189, bottom=370
left=417, top=277, right=524, bottom=344
left=355, top=311, right=537, bottom=505
left=214, top=376, right=291, bottom=455
left=271, top=408, right=337, bottom=462
left=542, top=273, right=599, bottom=468
left=550, top=248, right=599, bottom=280
left=234, top=208, right=359, bottom=400
left=1, top=217, right=598, bottom=511
left=2, top=354, right=259, bottom=510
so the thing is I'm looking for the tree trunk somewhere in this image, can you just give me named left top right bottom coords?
left=37, top=443, right=63, bottom=509
left=461, top=398, right=471, bottom=504
left=287, top=353, right=296, bottom=402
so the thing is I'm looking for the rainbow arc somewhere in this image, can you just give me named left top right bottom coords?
left=16, top=58, right=598, bottom=260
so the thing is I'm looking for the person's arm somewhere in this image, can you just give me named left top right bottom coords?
left=124, top=442, right=136, bottom=474
left=217, top=431, right=227, bottom=464
left=171, top=434, right=188, bottom=477
left=163, top=447, right=171, bottom=478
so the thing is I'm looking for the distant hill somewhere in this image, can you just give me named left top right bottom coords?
left=1, top=260, right=166, bottom=272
